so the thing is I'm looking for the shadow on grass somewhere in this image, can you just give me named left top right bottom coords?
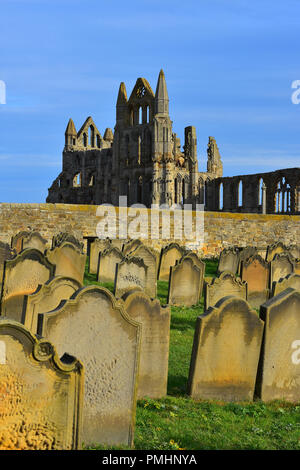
left=167, top=375, right=189, bottom=397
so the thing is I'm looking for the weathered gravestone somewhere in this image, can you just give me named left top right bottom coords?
left=0, top=319, right=83, bottom=450
left=122, top=239, right=143, bottom=256
left=114, top=257, right=148, bottom=299
left=21, top=275, right=82, bottom=335
left=22, top=231, right=48, bottom=253
left=97, top=247, right=125, bottom=284
left=167, top=257, right=202, bottom=306
left=0, top=249, right=55, bottom=322
left=128, top=245, right=157, bottom=298
left=188, top=296, right=264, bottom=401
left=45, top=242, right=86, bottom=284
left=158, top=243, right=186, bottom=281
left=256, top=288, right=300, bottom=402
left=237, top=246, right=258, bottom=276
left=271, top=273, right=300, bottom=297
left=123, top=291, right=170, bottom=399
left=89, top=238, right=112, bottom=274
left=37, top=286, right=141, bottom=447
left=204, top=271, right=247, bottom=311
left=266, top=241, right=288, bottom=262
left=270, top=253, right=295, bottom=286
left=52, top=232, right=84, bottom=252
left=217, top=247, right=239, bottom=275
left=181, top=252, right=205, bottom=297
left=0, top=242, right=16, bottom=285
left=11, top=231, right=30, bottom=254
left=241, top=254, right=270, bottom=308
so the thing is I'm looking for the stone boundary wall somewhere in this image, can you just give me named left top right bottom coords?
left=0, top=203, right=299, bottom=258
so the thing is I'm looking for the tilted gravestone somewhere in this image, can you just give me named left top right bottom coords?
left=97, top=247, right=125, bottom=284
left=89, top=238, right=112, bottom=274
left=45, top=242, right=86, bottom=284
left=123, top=290, right=170, bottom=399
left=0, top=319, right=83, bottom=450
left=21, top=275, right=82, bottom=335
left=270, top=253, right=295, bottom=287
left=271, top=273, right=300, bottom=298
left=128, top=245, right=157, bottom=298
left=157, top=243, right=186, bottom=281
left=204, top=271, right=247, bottom=311
left=188, top=296, right=264, bottom=402
left=0, top=242, right=16, bottom=285
left=0, top=249, right=55, bottom=322
left=167, top=257, right=202, bottom=306
left=21, top=231, right=49, bottom=253
left=114, top=257, right=148, bottom=299
left=241, top=254, right=270, bottom=308
left=37, top=286, right=141, bottom=447
left=217, top=247, right=240, bottom=275
left=266, top=241, right=288, bottom=262
left=256, top=288, right=300, bottom=402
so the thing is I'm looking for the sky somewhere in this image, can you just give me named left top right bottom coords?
left=0, top=0, right=299, bottom=203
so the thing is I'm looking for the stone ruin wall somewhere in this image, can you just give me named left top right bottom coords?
left=0, top=203, right=299, bottom=258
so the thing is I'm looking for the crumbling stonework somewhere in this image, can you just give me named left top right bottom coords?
left=46, top=70, right=223, bottom=208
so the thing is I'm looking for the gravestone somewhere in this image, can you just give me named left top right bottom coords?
left=46, top=242, right=86, bottom=284
left=270, top=253, right=295, bottom=286
left=97, top=247, right=125, bottom=284
left=0, top=249, right=55, bottom=322
left=188, top=296, right=264, bottom=402
left=271, top=273, right=300, bottom=297
left=217, top=247, right=239, bottom=275
left=22, top=231, right=48, bottom=253
left=167, top=257, right=202, bottom=306
left=257, top=288, right=300, bottom=402
left=128, top=245, right=157, bottom=298
left=11, top=231, right=30, bottom=254
left=241, top=254, right=270, bottom=308
left=266, top=241, right=288, bottom=262
left=37, top=286, right=141, bottom=447
left=0, top=319, right=83, bottom=450
left=114, top=257, right=148, bottom=299
left=295, top=259, right=300, bottom=275
left=89, top=238, right=112, bottom=274
left=52, top=232, right=84, bottom=252
left=0, top=242, right=16, bottom=285
left=204, top=271, right=247, bottom=311
left=180, top=252, right=205, bottom=298
left=158, top=243, right=186, bottom=281
left=237, top=246, right=258, bottom=275
left=22, top=275, right=82, bottom=335
left=122, top=239, right=143, bottom=256
left=123, top=291, right=170, bottom=399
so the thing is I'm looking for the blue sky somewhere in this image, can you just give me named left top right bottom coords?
left=0, top=0, right=299, bottom=202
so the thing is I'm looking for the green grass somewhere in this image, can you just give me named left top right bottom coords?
left=83, top=255, right=300, bottom=450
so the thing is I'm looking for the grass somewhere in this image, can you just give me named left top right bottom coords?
left=83, top=256, right=300, bottom=450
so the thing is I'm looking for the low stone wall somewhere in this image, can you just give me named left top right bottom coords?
left=0, top=203, right=299, bottom=257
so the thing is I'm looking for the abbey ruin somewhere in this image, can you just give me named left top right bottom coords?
left=47, top=70, right=300, bottom=214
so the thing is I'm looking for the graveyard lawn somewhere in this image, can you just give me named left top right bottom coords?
left=83, top=258, right=300, bottom=451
